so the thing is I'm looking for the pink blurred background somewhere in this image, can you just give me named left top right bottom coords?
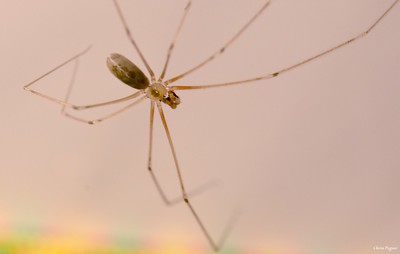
left=1, top=0, right=399, bottom=253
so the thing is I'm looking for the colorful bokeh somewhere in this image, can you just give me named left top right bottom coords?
left=0, top=221, right=238, bottom=254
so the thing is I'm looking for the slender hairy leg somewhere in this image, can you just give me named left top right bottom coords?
left=59, top=58, right=146, bottom=125
left=165, top=0, right=272, bottom=85
left=62, top=96, right=146, bottom=125
left=172, top=0, right=399, bottom=90
left=156, top=102, right=237, bottom=251
left=147, top=101, right=172, bottom=203
left=23, top=46, right=144, bottom=110
left=27, top=85, right=143, bottom=110
left=24, top=45, right=90, bottom=105
left=158, top=0, right=192, bottom=82
left=112, top=0, right=156, bottom=81
left=60, top=57, right=81, bottom=114
left=147, top=101, right=219, bottom=205
left=24, top=46, right=91, bottom=91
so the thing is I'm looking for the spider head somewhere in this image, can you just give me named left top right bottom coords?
left=162, top=90, right=181, bottom=109
left=146, top=83, right=181, bottom=109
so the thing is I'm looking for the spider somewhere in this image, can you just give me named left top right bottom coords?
left=23, top=0, right=399, bottom=251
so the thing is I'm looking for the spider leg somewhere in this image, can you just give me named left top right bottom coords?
left=62, top=96, right=146, bottom=125
left=172, top=0, right=399, bottom=91
left=158, top=0, right=192, bottom=81
left=156, top=101, right=239, bottom=251
left=165, top=0, right=272, bottom=85
left=147, top=101, right=219, bottom=205
left=112, top=0, right=156, bottom=81
left=23, top=46, right=143, bottom=110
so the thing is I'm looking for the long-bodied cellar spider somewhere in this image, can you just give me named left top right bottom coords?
left=23, top=0, right=399, bottom=251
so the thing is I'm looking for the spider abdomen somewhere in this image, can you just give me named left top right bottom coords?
left=106, top=53, right=149, bottom=89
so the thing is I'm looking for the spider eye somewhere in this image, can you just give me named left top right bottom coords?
left=106, top=53, right=149, bottom=90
